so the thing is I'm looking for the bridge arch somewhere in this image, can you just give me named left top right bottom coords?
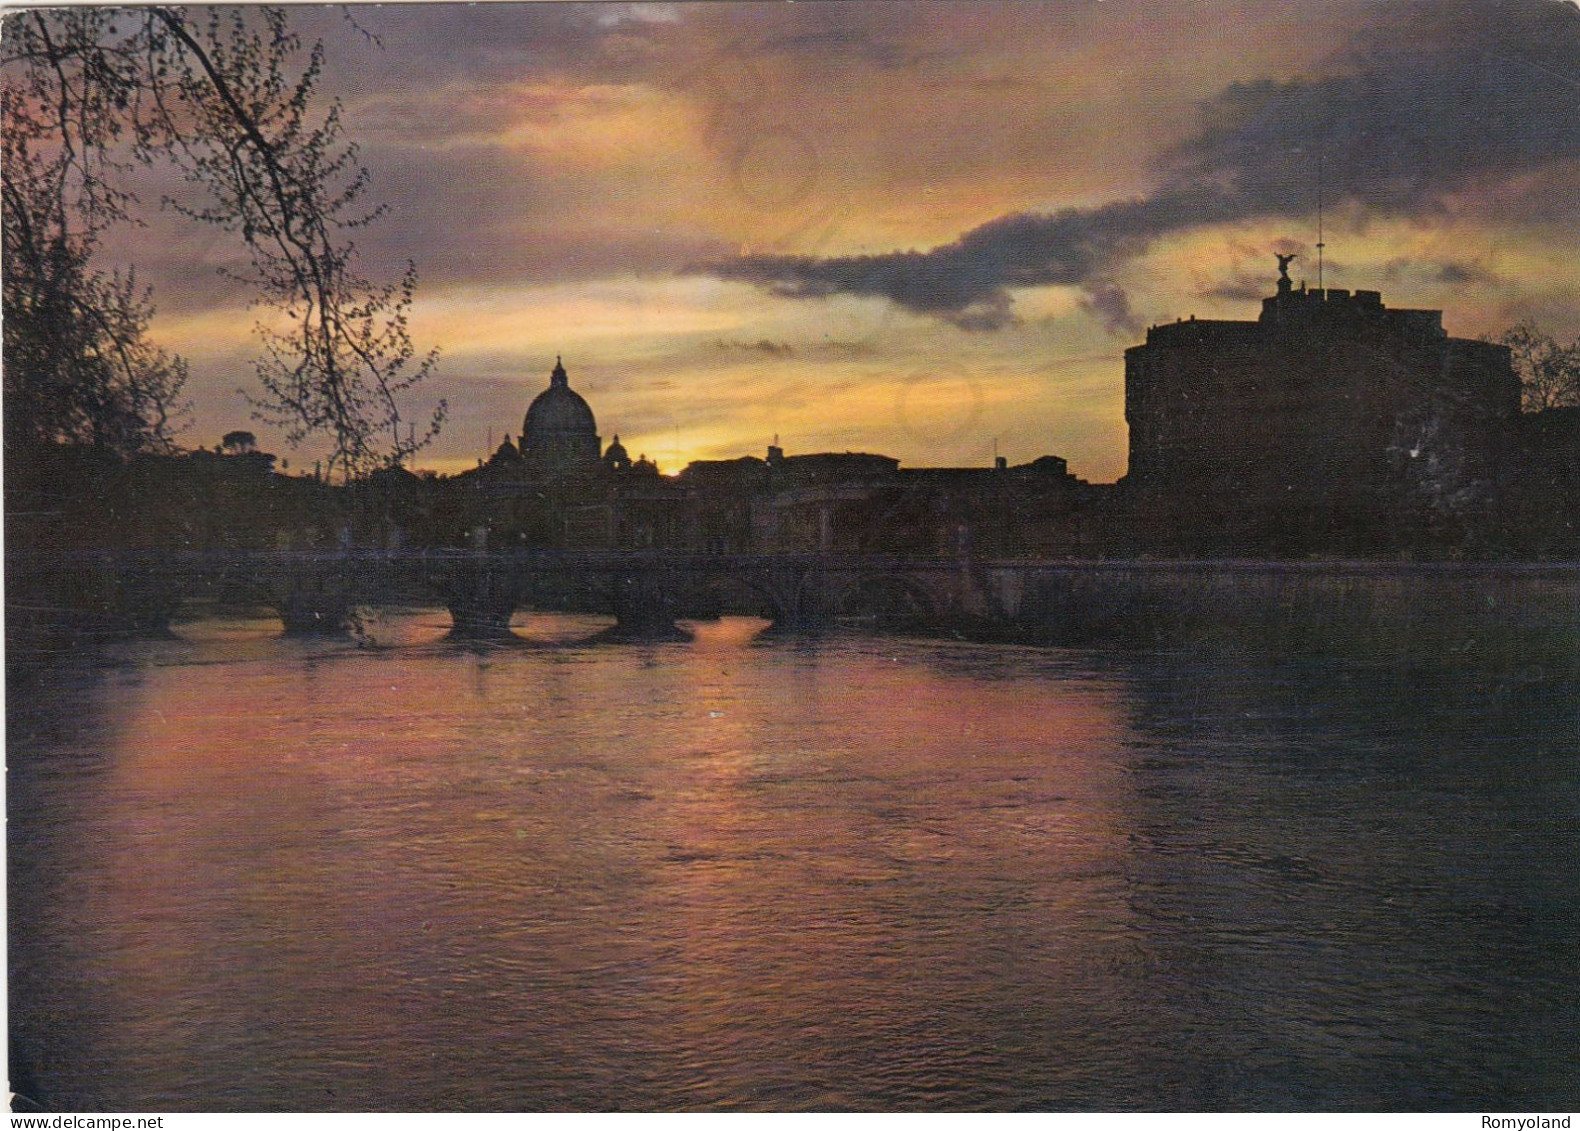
left=675, top=572, right=782, bottom=620
left=834, top=572, right=940, bottom=625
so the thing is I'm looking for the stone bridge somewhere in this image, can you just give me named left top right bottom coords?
left=5, top=549, right=1007, bottom=639
left=9, top=549, right=1578, bottom=671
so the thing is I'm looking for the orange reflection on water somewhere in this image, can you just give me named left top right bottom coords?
left=28, top=613, right=1142, bottom=1108
left=15, top=611, right=1579, bottom=1109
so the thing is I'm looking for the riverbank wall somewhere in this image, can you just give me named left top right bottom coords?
left=977, top=560, right=1579, bottom=675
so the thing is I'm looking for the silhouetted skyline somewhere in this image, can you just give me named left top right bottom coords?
left=82, top=1, right=1580, bottom=479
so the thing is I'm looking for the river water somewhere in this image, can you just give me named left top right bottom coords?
left=7, top=611, right=1578, bottom=1111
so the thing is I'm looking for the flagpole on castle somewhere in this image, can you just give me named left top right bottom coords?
left=1317, top=152, right=1326, bottom=292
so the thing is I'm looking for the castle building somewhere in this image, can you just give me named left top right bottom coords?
left=1122, top=259, right=1519, bottom=554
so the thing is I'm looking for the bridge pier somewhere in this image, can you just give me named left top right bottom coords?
left=100, top=568, right=183, bottom=638
left=764, top=606, right=834, bottom=634
left=762, top=576, right=836, bottom=635
left=280, top=581, right=354, bottom=635
left=445, top=564, right=520, bottom=638
left=446, top=599, right=518, bottom=638
left=603, top=571, right=689, bottom=641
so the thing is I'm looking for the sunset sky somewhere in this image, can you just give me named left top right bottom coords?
left=114, top=0, right=1580, bottom=480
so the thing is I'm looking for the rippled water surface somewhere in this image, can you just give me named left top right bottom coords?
left=8, top=611, right=1579, bottom=1110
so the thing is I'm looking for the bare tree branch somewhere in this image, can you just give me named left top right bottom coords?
left=1, top=6, right=443, bottom=474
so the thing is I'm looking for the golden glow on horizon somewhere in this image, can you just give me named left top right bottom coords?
left=410, top=277, right=756, bottom=354
left=78, top=4, right=1577, bottom=483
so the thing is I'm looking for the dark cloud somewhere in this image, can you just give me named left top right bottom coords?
left=1437, top=261, right=1500, bottom=286
left=1172, top=9, right=1580, bottom=216
left=302, top=3, right=667, bottom=92
left=817, top=339, right=881, bottom=359
left=700, top=184, right=1241, bottom=331
left=697, top=0, right=1580, bottom=331
left=347, top=140, right=733, bottom=287
left=1203, top=276, right=1275, bottom=303
left=753, top=13, right=947, bottom=71
left=714, top=338, right=795, bottom=356
left=1080, top=281, right=1142, bottom=335
left=1379, top=256, right=1504, bottom=288
left=704, top=336, right=885, bottom=362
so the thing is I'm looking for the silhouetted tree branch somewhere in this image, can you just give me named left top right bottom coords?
left=1493, top=322, right=1580, bottom=413
left=2, top=6, right=445, bottom=474
left=2, top=10, right=189, bottom=454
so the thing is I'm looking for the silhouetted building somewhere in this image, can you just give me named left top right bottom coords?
left=444, top=356, right=699, bottom=549
left=431, top=280, right=1548, bottom=560
left=677, top=444, right=1094, bottom=555
left=603, top=434, right=630, bottom=472
left=1122, top=263, right=1519, bottom=555
left=1500, top=406, right=1580, bottom=556
left=521, top=357, right=601, bottom=474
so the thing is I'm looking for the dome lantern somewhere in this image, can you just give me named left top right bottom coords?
left=604, top=433, right=631, bottom=471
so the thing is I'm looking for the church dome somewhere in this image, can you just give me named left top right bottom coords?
left=523, top=384, right=596, bottom=437
left=521, top=357, right=600, bottom=471
left=524, top=358, right=596, bottom=439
